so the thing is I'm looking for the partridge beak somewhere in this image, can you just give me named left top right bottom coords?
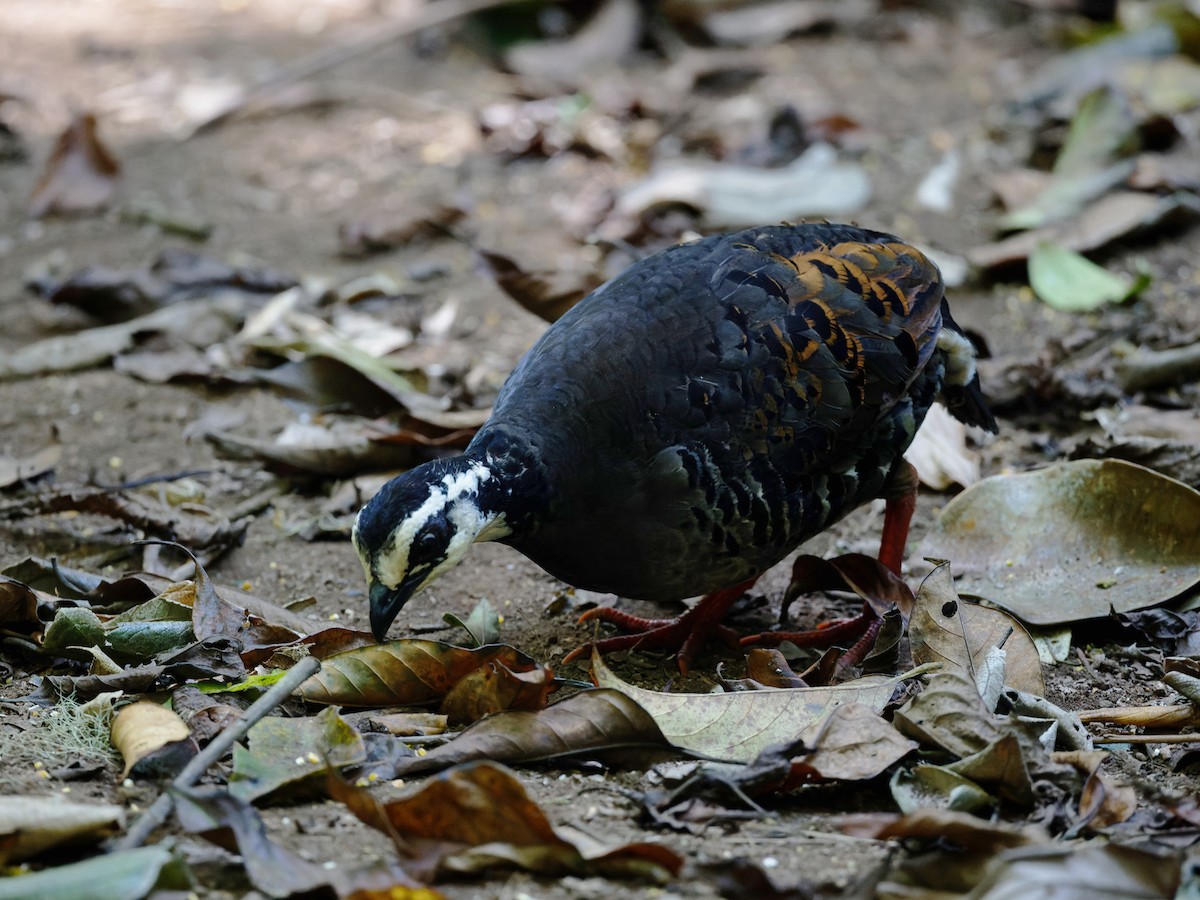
left=368, top=575, right=422, bottom=642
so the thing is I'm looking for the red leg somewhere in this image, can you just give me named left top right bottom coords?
left=742, top=462, right=919, bottom=661
left=562, top=578, right=757, bottom=675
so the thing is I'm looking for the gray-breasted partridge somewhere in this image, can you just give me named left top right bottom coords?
left=353, top=223, right=997, bottom=672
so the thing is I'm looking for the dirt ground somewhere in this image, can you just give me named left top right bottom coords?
left=1, top=1, right=1198, bottom=897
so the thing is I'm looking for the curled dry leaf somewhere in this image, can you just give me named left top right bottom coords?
left=331, top=759, right=682, bottom=883
left=909, top=564, right=1045, bottom=696
left=795, top=702, right=917, bottom=782
left=440, top=661, right=554, bottom=725
left=920, top=459, right=1200, bottom=626
left=394, top=688, right=672, bottom=777
left=591, top=651, right=927, bottom=763
left=892, top=669, right=1005, bottom=758
left=110, top=701, right=195, bottom=779
left=476, top=249, right=604, bottom=324
left=28, top=112, right=120, bottom=218
left=297, top=639, right=543, bottom=708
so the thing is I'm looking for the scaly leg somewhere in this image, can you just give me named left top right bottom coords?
left=561, top=578, right=758, bottom=675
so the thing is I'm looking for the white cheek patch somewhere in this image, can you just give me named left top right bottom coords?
left=375, top=489, right=448, bottom=591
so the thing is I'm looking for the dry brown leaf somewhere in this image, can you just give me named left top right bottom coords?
left=909, top=564, right=1045, bottom=696
left=110, top=701, right=194, bottom=779
left=893, top=669, right=1005, bottom=758
left=921, top=459, right=1200, bottom=626
left=0, top=796, right=125, bottom=865
left=28, top=112, right=121, bottom=217
left=798, top=703, right=917, bottom=781
left=297, top=640, right=542, bottom=708
left=592, top=651, right=926, bottom=763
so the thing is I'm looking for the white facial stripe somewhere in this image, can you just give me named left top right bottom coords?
left=373, top=461, right=497, bottom=592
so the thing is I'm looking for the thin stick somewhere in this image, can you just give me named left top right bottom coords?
left=188, top=0, right=519, bottom=137
left=1093, top=733, right=1200, bottom=745
left=114, top=655, right=322, bottom=850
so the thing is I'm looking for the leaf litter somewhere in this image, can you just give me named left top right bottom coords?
left=4, top=2, right=1200, bottom=898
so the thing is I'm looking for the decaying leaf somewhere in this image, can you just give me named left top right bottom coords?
left=504, top=0, right=642, bottom=85
left=904, top=402, right=981, bottom=491
left=909, top=564, right=1045, bottom=697
left=893, top=669, right=1005, bottom=758
left=0, top=795, right=125, bottom=864
left=0, top=443, right=61, bottom=489
left=230, top=706, right=366, bottom=803
left=110, top=701, right=195, bottom=779
left=592, top=651, right=925, bottom=763
left=331, top=760, right=682, bottom=883
left=339, top=203, right=465, bottom=257
left=476, top=249, right=604, bottom=324
left=796, top=702, right=917, bottom=782
left=614, top=144, right=871, bottom=230
left=28, top=112, right=120, bottom=218
left=921, top=459, right=1200, bottom=626
left=394, top=688, right=673, bottom=776
left=297, top=639, right=544, bottom=708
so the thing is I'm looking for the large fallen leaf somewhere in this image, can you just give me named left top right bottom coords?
left=592, top=652, right=926, bottom=763
left=893, top=669, right=1004, bottom=758
left=968, top=190, right=1200, bottom=268
left=394, top=688, right=673, bottom=776
left=920, top=459, right=1200, bottom=625
left=0, top=443, right=60, bottom=488
left=909, top=564, right=1044, bottom=696
left=0, top=844, right=191, bottom=900
left=27, top=112, right=120, bottom=218
left=615, top=143, right=870, bottom=229
left=0, top=796, right=124, bottom=864
left=1028, top=242, right=1149, bottom=312
left=332, top=760, right=682, bottom=883
left=297, top=640, right=542, bottom=708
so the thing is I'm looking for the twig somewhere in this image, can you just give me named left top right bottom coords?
left=1094, top=733, right=1200, bottom=745
left=1114, top=341, right=1200, bottom=393
left=188, top=0, right=520, bottom=137
left=114, top=655, right=321, bottom=850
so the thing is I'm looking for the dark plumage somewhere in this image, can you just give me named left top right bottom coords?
left=354, top=223, right=996, bottom=667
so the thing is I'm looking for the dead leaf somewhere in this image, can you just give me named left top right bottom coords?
left=890, top=764, right=994, bottom=814
left=904, top=402, right=981, bottom=490
left=873, top=806, right=1047, bottom=851
left=394, top=688, right=673, bottom=776
left=797, top=703, right=917, bottom=782
left=920, top=459, right=1200, bottom=626
left=339, top=204, right=465, bottom=257
left=297, top=640, right=542, bottom=708
left=615, top=144, right=871, bottom=230
left=332, top=760, right=682, bottom=883
left=893, top=669, right=1004, bottom=758
left=229, top=706, right=366, bottom=803
left=174, top=786, right=419, bottom=897
left=968, top=190, right=1200, bottom=268
left=0, top=443, right=61, bottom=489
left=110, top=701, right=196, bottom=779
left=504, top=0, right=642, bottom=85
left=967, top=842, right=1181, bottom=898
left=592, top=651, right=926, bottom=763
left=440, top=660, right=554, bottom=725
left=909, top=564, right=1045, bottom=696
left=28, top=112, right=120, bottom=217
left=700, top=0, right=852, bottom=46
left=0, top=298, right=242, bottom=380
left=0, top=796, right=124, bottom=864
left=476, top=249, right=604, bottom=324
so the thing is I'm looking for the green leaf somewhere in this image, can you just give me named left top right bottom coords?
left=42, top=607, right=107, bottom=659
left=1028, top=242, right=1149, bottom=311
left=0, top=843, right=191, bottom=900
